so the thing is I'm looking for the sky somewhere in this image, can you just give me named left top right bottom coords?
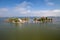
left=0, top=0, right=60, bottom=17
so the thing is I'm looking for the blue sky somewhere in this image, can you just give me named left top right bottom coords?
left=0, top=0, right=60, bottom=17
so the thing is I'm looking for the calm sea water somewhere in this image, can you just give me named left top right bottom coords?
left=0, top=17, right=60, bottom=40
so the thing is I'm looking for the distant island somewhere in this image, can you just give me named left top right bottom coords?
left=5, top=17, right=52, bottom=23
left=5, top=17, right=29, bottom=23
left=33, top=17, right=52, bottom=23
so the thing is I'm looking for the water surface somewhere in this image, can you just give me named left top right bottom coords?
left=0, top=17, right=60, bottom=40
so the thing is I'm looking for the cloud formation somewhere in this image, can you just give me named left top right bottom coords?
left=45, top=0, right=54, bottom=6
left=30, top=10, right=60, bottom=16
left=0, top=8, right=9, bottom=17
left=0, top=1, right=60, bottom=17
left=14, top=1, right=32, bottom=14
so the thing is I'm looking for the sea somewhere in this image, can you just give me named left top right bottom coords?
left=0, top=17, right=60, bottom=40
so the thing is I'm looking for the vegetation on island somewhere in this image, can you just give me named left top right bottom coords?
left=21, top=17, right=29, bottom=21
left=5, top=17, right=52, bottom=23
left=6, top=17, right=30, bottom=23
left=7, top=18, right=19, bottom=23
left=33, top=17, right=52, bottom=23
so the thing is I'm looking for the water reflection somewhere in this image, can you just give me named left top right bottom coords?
left=14, top=23, right=22, bottom=26
left=0, top=17, right=60, bottom=40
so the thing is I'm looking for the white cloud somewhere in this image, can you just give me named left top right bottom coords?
left=11, top=1, right=60, bottom=17
left=0, top=8, right=9, bottom=17
left=0, top=8, right=8, bottom=14
left=0, top=1, right=60, bottom=17
left=14, top=1, right=32, bottom=14
left=0, top=1, right=32, bottom=17
left=30, top=10, right=60, bottom=16
left=44, top=0, right=54, bottom=6
left=47, top=2, right=54, bottom=6
left=53, top=10, right=60, bottom=12
left=0, top=8, right=60, bottom=17
left=0, top=8, right=8, bottom=12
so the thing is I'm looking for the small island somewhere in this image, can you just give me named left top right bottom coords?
left=5, top=17, right=29, bottom=23
left=33, top=17, right=52, bottom=23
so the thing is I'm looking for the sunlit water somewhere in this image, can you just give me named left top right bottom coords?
left=0, top=17, right=60, bottom=40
